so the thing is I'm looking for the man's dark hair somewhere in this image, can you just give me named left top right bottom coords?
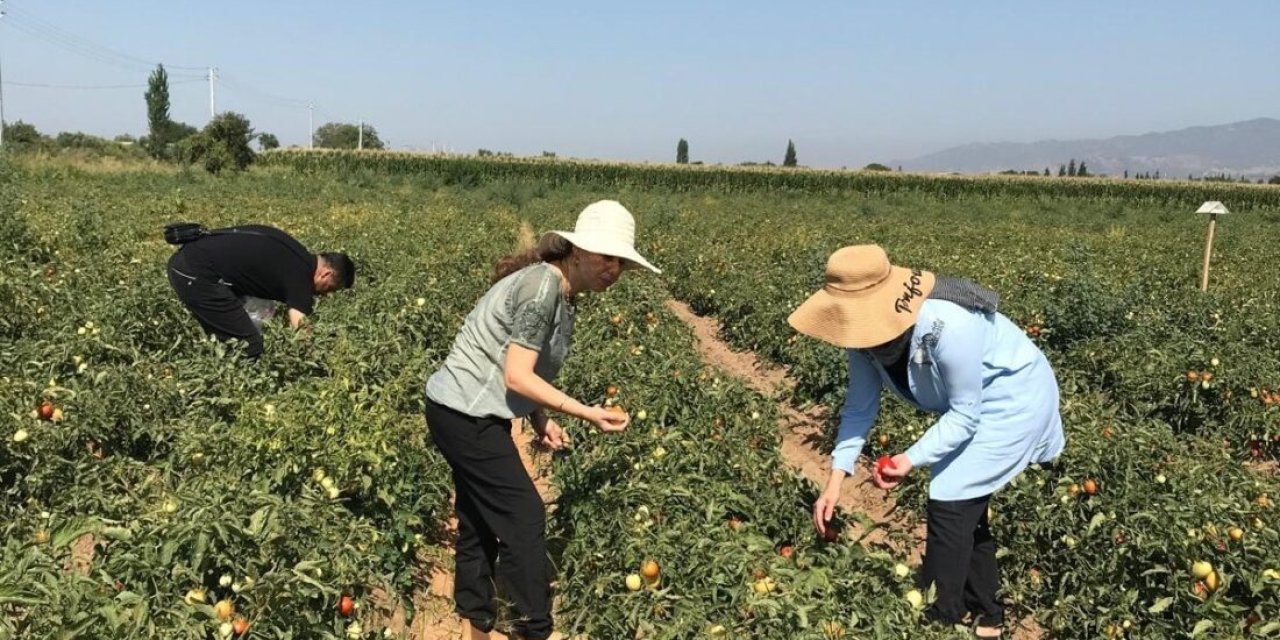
left=321, top=252, right=356, bottom=289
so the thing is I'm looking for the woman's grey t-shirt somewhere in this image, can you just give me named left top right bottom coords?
left=425, top=263, right=574, bottom=419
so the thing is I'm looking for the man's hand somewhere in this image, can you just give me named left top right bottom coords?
left=287, top=308, right=308, bottom=330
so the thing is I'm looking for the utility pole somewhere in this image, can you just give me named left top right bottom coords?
left=308, top=103, right=314, bottom=149
left=208, top=66, right=217, bottom=118
left=0, top=0, right=7, bottom=150
left=358, top=118, right=363, bottom=150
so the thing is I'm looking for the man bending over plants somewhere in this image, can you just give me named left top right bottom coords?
left=164, top=223, right=355, bottom=357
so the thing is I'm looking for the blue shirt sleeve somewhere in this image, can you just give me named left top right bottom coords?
left=832, top=349, right=882, bottom=474
left=905, top=309, right=987, bottom=467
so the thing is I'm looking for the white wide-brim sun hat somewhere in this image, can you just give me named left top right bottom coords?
left=550, top=200, right=661, bottom=274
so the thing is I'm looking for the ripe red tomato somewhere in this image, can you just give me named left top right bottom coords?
left=605, top=385, right=619, bottom=398
left=876, top=455, right=895, bottom=475
left=37, top=400, right=54, bottom=421
left=232, top=618, right=250, bottom=636
left=1083, top=479, right=1099, bottom=496
left=338, top=594, right=355, bottom=616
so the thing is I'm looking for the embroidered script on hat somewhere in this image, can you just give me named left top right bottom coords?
left=894, top=269, right=925, bottom=313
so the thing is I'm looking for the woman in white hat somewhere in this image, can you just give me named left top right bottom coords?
left=788, top=245, right=1064, bottom=639
left=424, top=200, right=660, bottom=640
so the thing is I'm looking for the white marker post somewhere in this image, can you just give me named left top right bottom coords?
left=1196, top=201, right=1229, bottom=292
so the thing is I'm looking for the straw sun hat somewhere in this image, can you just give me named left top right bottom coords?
left=550, top=200, right=661, bottom=274
left=787, top=245, right=936, bottom=349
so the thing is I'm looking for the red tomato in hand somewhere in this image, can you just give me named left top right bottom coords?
left=876, top=455, right=895, bottom=474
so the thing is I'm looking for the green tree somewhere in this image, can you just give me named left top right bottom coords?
left=863, top=163, right=892, bottom=171
left=55, top=132, right=108, bottom=150
left=177, top=112, right=256, bottom=173
left=1077, top=161, right=1088, bottom=177
left=144, top=64, right=174, bottom=158
left=1269, top=175, right=1280, bottom=185
left=167, top=121, right=197, bottom=143
left=2, top=121, right=46, bottom=148
left=783, top=139, right=797, bottom=167
left=1058, top=165, right=1066, bottom=177
left=676, top=138, right=689, bottom=164
left=1067, top=159, right=1077, bottom=177
left=258, top=133, right=280, bottom=151
left=313, top=122, right=384, bottom=150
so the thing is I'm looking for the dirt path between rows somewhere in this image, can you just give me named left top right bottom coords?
left=664, top=299, right=1046, bottom=640
left=375, top=421, right=557, bottom=640
left=664, top=299, right=924, bottom=560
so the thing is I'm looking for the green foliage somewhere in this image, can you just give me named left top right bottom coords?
left=783, top=139, right=798, bottom=167
left=313, top=122, right=384, bottom=150
left=6, top=158, right=1279, bottom=638
left=3, top=121, right=47, bottom=148
left=259, top=149, right=1280, bottom=210
left=177, top=113, right=257, bottom=173
left=1038, top=246, right=1133, bottom=349
left=676, top=138, right=689, bottom=164
left=145, top=64, right=173, bottom=159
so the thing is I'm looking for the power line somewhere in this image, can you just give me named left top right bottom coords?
left=1, top=4, right=205, bottom=75
left=0, top=3, right=343, bottom=147
left=217, top=71, right=310, bottom=109
left=4, top=4, right=206, bottom=70
left=3, top=78, right=203, bottom=90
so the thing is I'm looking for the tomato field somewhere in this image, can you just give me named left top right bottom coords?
left=2, top=152, right=1278, bottom=639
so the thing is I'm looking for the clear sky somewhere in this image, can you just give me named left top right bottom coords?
left=2, top=1, right=1277, bottom=167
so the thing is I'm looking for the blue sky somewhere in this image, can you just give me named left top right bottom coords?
left=2, top=1, right=1277, bottom=167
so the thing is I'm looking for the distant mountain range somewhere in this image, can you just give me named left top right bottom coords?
left=902, top=118, right=1280, bottom=179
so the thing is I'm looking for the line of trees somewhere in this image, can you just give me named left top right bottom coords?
left=0, top=121, right=147, bottom=159
left=675, top=138, right=801, bottom=167
left=1, top=63, right=386, bottom=174
left=1054, top=159, right=1089, bottom=177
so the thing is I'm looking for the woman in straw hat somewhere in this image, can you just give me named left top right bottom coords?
left=789, top=245, right=1064, bottom=638
left=424, top=200, right=660, bottom=640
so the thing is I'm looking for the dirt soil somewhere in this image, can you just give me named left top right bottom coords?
left=372, top=420, right=556, bottom=640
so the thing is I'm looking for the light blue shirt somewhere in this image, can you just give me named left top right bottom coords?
left=834, top=298, right=1065, bottom=501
